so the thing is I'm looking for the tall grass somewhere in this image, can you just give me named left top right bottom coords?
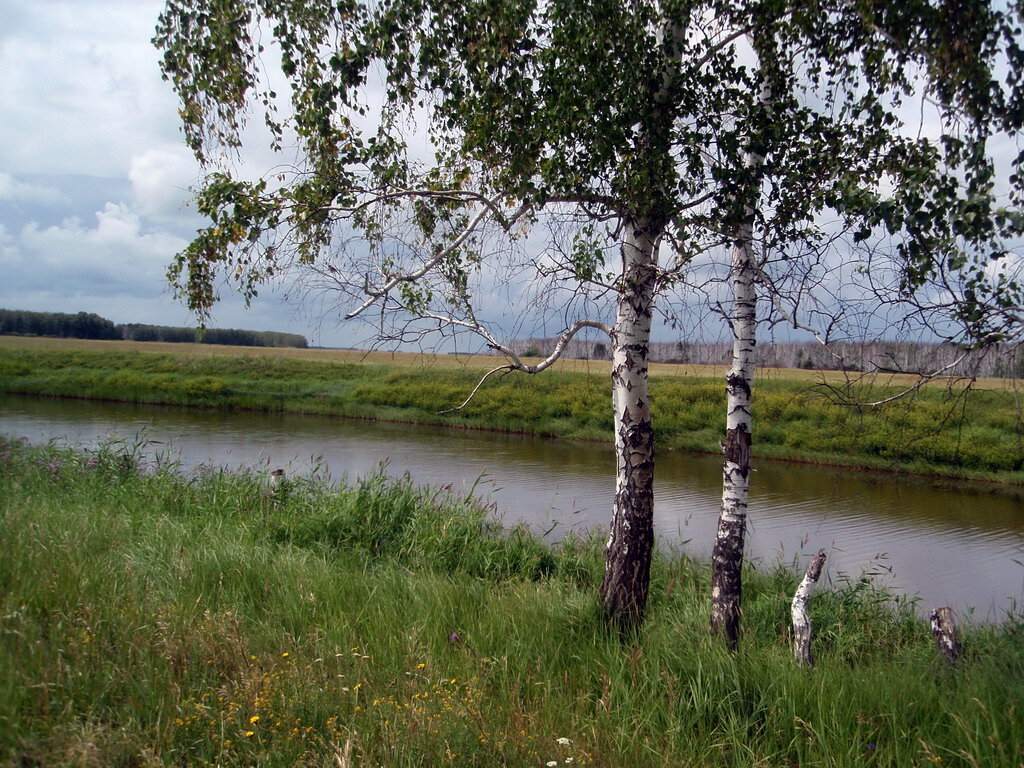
left=2, top=344, right=1023, bottom=481
left=1, top=438, right=1022, bottom=766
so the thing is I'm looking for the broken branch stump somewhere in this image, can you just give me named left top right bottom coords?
left=930, top=607, right=961, bottom=665
left=792, top=548, right=827, bottom=667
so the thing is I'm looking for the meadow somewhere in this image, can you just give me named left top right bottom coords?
left=1, top=436, right=1022, bottom=767
left=0, top=336, right=1022, bottom=482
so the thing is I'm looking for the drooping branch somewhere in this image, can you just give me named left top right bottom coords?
left=439, top=364, right=517, bottom=413
left=435, top=317, right=614, bottom=414
left=487, top=318, right=613, bottom=374
left=852, top=352, right=975, bottom=406
left=752, top=258, right=849, bottom=368
left=430, top=319, right=606, bottom=415
left=325, top=187, right=519, bottom=223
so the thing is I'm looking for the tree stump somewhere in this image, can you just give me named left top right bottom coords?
left=930, top=607, right=961, bottom=665
left=791, top=548, right=827, bottom=667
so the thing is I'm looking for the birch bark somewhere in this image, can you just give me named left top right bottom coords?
left=709, top=205, right=757, bottom=648
left=599, top=219, right=659, bottom=633
left=791, top=548, right=827, bottom=667
left=930, top=607, right=962, bottom=665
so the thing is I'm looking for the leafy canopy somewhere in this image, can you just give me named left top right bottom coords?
left=155, top=0, right=1024, bottom=343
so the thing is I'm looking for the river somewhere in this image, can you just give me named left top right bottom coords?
left=2, top=394, right=1022, bottom=620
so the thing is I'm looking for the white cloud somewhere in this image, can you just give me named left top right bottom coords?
left=0, top=172, right=67, bottom=205
left=0, top=200, right=318, bottom=339
left=5, top=203, right=185, bottom=299
left=984, top=251, right=1024, bottom=284
left=128, top=148, right=198, bottom=219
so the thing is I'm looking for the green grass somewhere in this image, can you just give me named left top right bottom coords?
left=1, top=342, right=1023, bottom=481
left=1, top=438, right=1023, bottom=767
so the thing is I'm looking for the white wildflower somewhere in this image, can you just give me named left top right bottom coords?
left=556, top=737, right=572, bottom=746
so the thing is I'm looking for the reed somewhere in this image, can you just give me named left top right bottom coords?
left=1, top=438, right=1022, bottom=767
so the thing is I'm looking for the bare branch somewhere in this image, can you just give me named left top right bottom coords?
left=419, top=312, right=612, bottom=373
left=344, top=201, right=530, bottom=319
left=752, top=259, right=849, bottom=368
left=491, top=319, right=613, bottom=373
left=438, top=364, right=515, bottom=413
left=326, top=187, right=522, bottom=225
left=419, top=314, right=612, bottom=413
left=852, top=351, right=975, bottom=406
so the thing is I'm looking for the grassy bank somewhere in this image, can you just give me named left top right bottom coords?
left=1, top=437, right=1022, bottom=767
left=1, top=337, right=1022, bottom=482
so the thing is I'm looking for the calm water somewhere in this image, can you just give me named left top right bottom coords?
left=2, top=394, right=1023, bottom=620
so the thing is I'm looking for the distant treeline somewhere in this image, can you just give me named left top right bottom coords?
left=514, top=337, right=1024, bottom=378
left=0, top=309, right=308, bottom=349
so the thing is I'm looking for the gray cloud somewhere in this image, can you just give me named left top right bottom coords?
left=0, top=1, right=324, bottom=342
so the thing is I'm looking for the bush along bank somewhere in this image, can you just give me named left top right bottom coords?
left=1, top=437, right=1023, bottom=767
left=1, top=345, right=1023, bottom=482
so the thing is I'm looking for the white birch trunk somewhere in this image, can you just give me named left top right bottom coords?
left=792, top=548, right=827, bottom=667
left=709, top=212, right=757, bottom=648
left=709, top=66, right=770, bottom=648
left=599, top=218, right=659, bottom=633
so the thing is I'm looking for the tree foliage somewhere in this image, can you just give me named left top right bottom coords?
left=0, top=310, right=119, bottom=341
left=156, top=0, right=1024, bottom=341
left=0, top=308, right=307, bottom=348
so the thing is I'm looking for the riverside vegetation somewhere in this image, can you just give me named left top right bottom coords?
left=1, top=436, right=1023, bottom=767
left=0, top=337, right=1022, bottom=482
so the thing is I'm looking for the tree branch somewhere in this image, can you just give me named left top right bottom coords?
left=852, top=351, right=975, bottom=406
left=438, top=364, right=516, bottom=413
left=344, top=201, right=530, bottom=319
left=428, top=317, right=612, bottom=413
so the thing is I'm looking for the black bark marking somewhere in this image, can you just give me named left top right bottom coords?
left=723, top=425, right=751, bottom=479
left=725, top=371, right=752, bottom=400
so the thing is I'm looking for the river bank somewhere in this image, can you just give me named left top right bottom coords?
left=1, top=437, right=1022, bottom=767
left=1, top=336, right=1022, bottom=483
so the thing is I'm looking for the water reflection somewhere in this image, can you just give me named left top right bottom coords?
left=1, top=394, right=1022, bottom=620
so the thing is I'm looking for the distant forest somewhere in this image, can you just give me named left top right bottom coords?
left=513, top=337, right=1024, bottom=379
left=0, top=309, right=308, bottom=349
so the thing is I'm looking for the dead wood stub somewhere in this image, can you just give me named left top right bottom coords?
left=930, top=607, right=962, bottom=665
left=792, top=548, right=827, bottom=667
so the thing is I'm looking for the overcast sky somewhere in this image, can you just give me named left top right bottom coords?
left=0, top=0, right=333, bottom=342
left=0, top=0, right=595, bottom=350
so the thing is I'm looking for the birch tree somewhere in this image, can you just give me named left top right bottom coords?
left=706, top=5, right=1024, bottom=647
left=155, top=0, right=1024, bottom=634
